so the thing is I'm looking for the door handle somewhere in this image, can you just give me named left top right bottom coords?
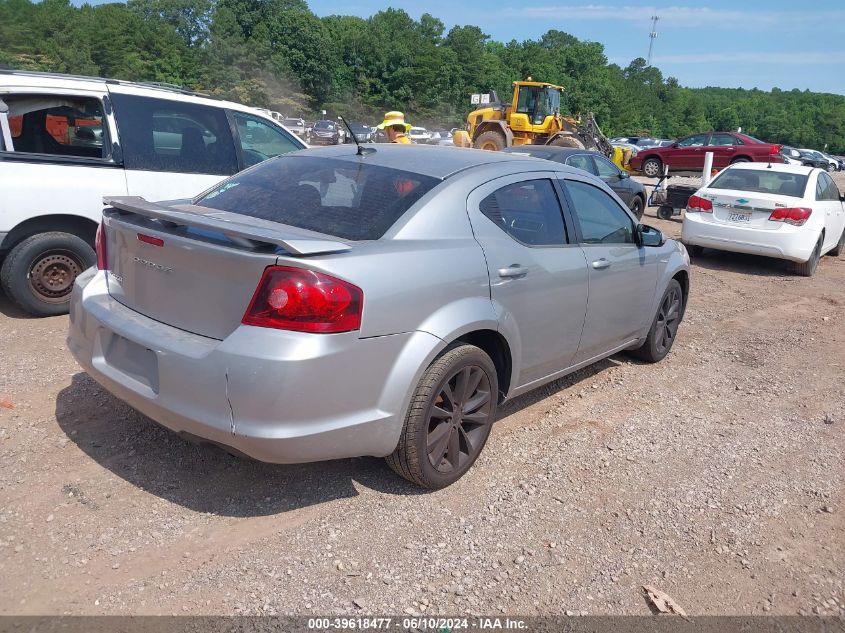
left=591, top=258, right=611, bottom=270
left=498, top=265, right=528, bottom=279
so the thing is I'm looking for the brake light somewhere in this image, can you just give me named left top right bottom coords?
left=769, top=207, right=812, bottom=226
left=687, top=195, right=713, bottom=213
left=95, top=222, right=107, bottom=270
left=242, top=266, right=363, bottom=333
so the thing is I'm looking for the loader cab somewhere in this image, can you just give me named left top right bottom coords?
left=510, top=83, right=562, bottom=131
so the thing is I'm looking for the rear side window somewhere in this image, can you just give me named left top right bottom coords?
left=111, top=93, right=237, bottom=175
left=709, top=134, right=742, bottom=146
left=709, top=168, right=808, bottom=197
left=232, top=112, right=302, bottom=168
left=2, top=94, right=108, bottom=159
left=479, top=179, right=568, bottom=246
left=197, top=156, right=439, bottom=241
left=564, top=180, right=634, bottom=244
left=565, top=154, right=596, bottom=174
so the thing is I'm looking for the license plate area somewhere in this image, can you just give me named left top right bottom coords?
left=728, top=212, right=751, bottom=223
left=102, top=333, right=159, bottom=394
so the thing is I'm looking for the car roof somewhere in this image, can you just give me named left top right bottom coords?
left=722, top=162, right=816, bottom=175
left=501, top=146, right=599, bottom=158
left=293, top=144, right=581, bottom=180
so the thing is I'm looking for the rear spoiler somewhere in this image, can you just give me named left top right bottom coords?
left=103, top=196, right=351, bottom=256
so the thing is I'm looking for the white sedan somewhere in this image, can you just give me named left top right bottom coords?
left=681, top=163, right=845, bottom=276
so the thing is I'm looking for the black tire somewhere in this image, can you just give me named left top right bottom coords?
left=686, top=244, right=704, bottom=257
left=386, top=344, right=498, bottom=489
left=794, top=236, right=822, bottom=276
left=549, top=135, right=585, bottom=149
left=629, top=279, right=684, bottom=363
left=629, top=195, right=644, bottom=220
left=0, top=232, right=95, bottom=317
left=730, top=156, right=751, bottom=164
left=657, top=205, right=674, bottom=220
left=829, top=227, right=845, bottom=257
left=473, top=130, right=506, bottom=152
left=827, top=163, right=836, bottom=173
left=641, top=157, right=663, bottom=178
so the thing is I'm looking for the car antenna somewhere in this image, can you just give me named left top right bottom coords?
left=339, top=115, right=375, bottom=157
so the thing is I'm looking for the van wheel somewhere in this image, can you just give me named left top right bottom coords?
left=386, top=344, right=498, bottom=489
left=629, top=279, right=684, bottom=363
left=0, top=232, right=95, bottom=317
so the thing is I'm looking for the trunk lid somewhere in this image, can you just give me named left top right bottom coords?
left=102, top=196, right=351, bottom=340
left=700, top=187, right=800, bottom=230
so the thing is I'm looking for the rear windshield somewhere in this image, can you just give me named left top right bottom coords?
left=197, top=156, right=440, bottom=240
left=708, top=168, right=808, bottom=197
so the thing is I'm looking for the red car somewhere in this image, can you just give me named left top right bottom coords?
left=631, top=132, right=784, bottom=177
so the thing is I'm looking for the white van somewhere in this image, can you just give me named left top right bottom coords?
left=0, top=70, right=306, bottom=316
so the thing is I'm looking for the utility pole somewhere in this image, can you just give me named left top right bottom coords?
left=647, top=15, right=659, bottom=66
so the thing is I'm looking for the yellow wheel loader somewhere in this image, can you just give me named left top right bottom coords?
left=454, top=80, right=619, bottom=163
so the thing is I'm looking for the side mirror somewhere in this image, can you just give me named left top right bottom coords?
left=619, top=170, right=630, bottom=179
left=637, top=223, right=665, bottom=247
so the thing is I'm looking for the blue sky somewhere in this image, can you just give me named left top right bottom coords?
left=73, top=0, right=845, bottom=95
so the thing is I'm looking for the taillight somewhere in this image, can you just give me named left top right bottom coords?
left=95, top=222, right=107, bottom=270
left=242, top=266, right=363, bottom=333
left=687, top=195, right=713, bottom=213
left=769, top=207, right=812, bottom=226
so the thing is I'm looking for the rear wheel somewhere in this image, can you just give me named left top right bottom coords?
left=386, top=344, right=498, bottom=489
left=629, top=279, right=684, bottom=363
left=827, top=163, right=836, bottom=173
left=0, top=232, right=95, bottom=317
left=829, top=227, right=845, bottom=257
left=793, top=236, right=822, bottom=277
left=642, top=157, right=663, bottom=178
left=549, top=135, right=585, bottom=149
left=730, top=157, right=751, bottom=164
left=474, top=131, right=506, bottom=152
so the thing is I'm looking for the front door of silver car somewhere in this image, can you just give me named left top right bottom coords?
left=561, top=177, right=658, bottom=361
left=466, top=173, right=588, bottom=387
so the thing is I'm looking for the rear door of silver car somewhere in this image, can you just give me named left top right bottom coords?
left=466, top=173, right=588, bottom=387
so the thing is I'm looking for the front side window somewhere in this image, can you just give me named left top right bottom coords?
left=111, top=93, right=237, bottom=175
left=232, top=112, right=302, bottom=168
left=2, top=93, right=108, bottom=159
left=593, top=156, right=620, bottom=178
left=564, top=180, right=634, bottom=244
left=677, top=134, right=708, bottom=147
left=565, top=154, right=596, bottom=174
left=479, top=179, right=567, bottom=246
left=516, top=86, right=560, bottom=124
left=197, top=156, right=439, bottom=241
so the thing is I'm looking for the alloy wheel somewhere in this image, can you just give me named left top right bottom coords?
left=426, top=365, right=493, bottom=474
left=654, top=286, right=682, bottom=355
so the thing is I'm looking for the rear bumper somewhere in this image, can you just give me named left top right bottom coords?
left=67, top=270, right=441, bottom=463
left=681, top=213, right=817, bottom=262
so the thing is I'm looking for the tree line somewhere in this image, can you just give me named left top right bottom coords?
left=2, top=0, right=844, bottom=152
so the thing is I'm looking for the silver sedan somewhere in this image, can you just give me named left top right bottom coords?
left=67, top=145, right=690, bottom=489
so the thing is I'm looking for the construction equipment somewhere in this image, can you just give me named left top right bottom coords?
left=454, top=79, right=615, bottom=160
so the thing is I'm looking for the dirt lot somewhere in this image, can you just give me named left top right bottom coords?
left=1, top=175, right=844, bottom=617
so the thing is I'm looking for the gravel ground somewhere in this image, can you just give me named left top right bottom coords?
left=1, top=175, right=844, bottom=617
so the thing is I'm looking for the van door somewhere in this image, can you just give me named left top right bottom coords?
left=108, top=88, right=239, bottom=201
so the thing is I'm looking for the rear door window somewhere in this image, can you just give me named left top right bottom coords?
left=677, top=134, right=708, bottom=147
left=709, top=134, right=742, bottom=146
left=565, top=154, right=597, bottom=175
left=110, top=93, right=237, bottom=175
left=197, top=156, right=439, bottom=241
left=479, top=179, right=568, bottom=246
left=2, top=93, right=109, bottom=160
left=231, top=111, right=302, bottom=168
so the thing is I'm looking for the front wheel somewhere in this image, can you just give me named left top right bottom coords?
left=0, top=232, right=95, bottom=317
left=629, top=279, right=684, bottom=363
left=473, top=130, right=506, bottom=152
left=641, top=157, right=663, bottom=178
left=386, top=344, right=498, bottom=489
left=549, top=135, right=585, bottom=149
left=827, top=164, right=836, bottom=173
left=629, top=196, right=644, bottom=220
